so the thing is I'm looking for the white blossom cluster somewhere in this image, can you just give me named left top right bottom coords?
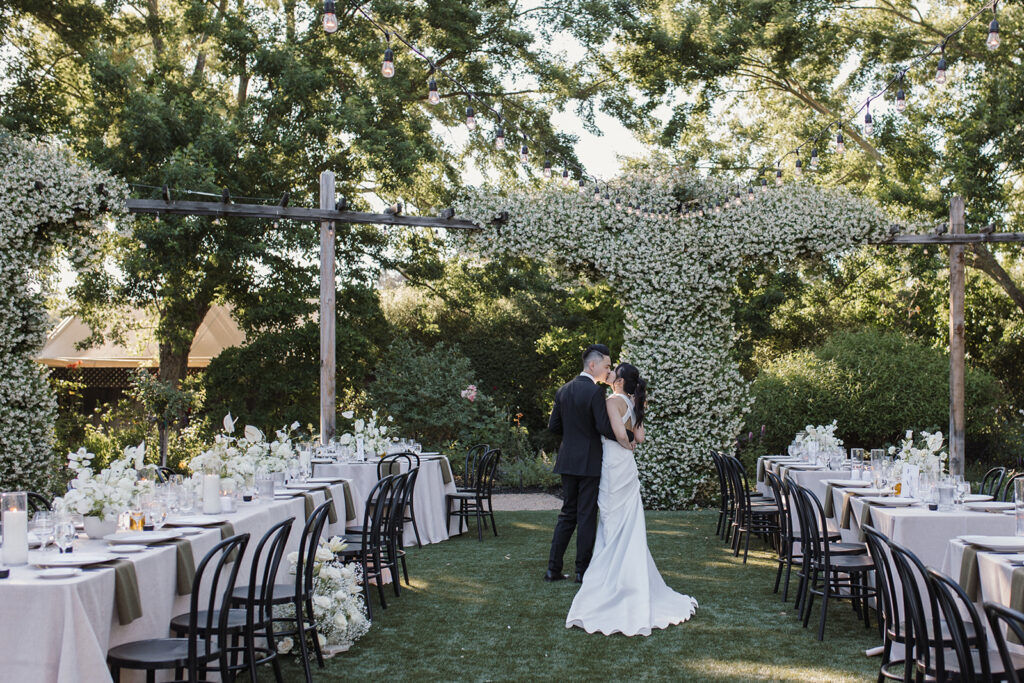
left=888, top=430, right=948, bottom=478
left=795, top=420, right=844, bottom=451
left=0, top=134, right=127, bottom=494
left=53, top=443, right=153, bottom=521
left=277, top=536, right=370, bottom=654
left=187, top=413, right=299, bottom=486
left=337, top=409, right=394, bottom=456
left=454, top=162, right=890, bottom=508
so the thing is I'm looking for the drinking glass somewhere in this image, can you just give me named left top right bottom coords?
left=937, top=477, right=956, bottom=512
left=54, top=517, right=77, bottom=554
left=952, top=475, right=970, bottom=507
left=30, top=511, right=54, bottom=551
left=146, top=499, right=167, bottom=530
left=870, top=448, right=885, bottom=463
left=1015, top=478, right=1024, bottom=537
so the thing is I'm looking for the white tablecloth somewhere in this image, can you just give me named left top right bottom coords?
left=313, top=456, right=460, bottom=544
left=0, top=481, right=354, bottom=683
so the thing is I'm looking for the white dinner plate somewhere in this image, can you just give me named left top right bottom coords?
left=311, top=458, right=335, bottom=464
left=165, top=516, right=226, bottom=527
left=787, top=464, right=825, bottom=470
left=173, top=527, right=205, bottom=536
left=825, top=479, right=872, bottom=488
left=109, top=544, right=148, bottom=554
left=104, top=530, right=182, bottom=545
left=30, top=551, right=116, bottom=568
left=964, top=494, right=995, bottom=503
left=848, top=488, right=894, bottom=497
left=273, top=491, right=302, bottom=499
left=283, top=482, right=328, bottom=490
left=863, top=497, right=918, bottom=507
left=37, top=567, right=82, bottom=579
left=419, top=452, right=441, bottom=456
left=959, top=536, right=1024, bottom=552
left=306, top=477, right=344, bottom=484
left=965, top=501, right=1015, bottom=513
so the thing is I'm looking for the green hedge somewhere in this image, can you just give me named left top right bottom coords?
left=747, top=328, right=1010, bottom=458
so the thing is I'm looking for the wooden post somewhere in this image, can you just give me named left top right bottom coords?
left=320, top=172, right=336, bottom=445
left=949, top=196, right=966, bottom=477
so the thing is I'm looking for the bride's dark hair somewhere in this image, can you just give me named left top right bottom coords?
left=614, top=363, right=646, bottom=427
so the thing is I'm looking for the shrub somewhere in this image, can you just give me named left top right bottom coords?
left=747, top=328, right=1010, bottom=459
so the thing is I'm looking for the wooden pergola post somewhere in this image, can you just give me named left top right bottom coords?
left=319, top=171, right=336, bottom=445
left=949, top=196, right=966, bottom=477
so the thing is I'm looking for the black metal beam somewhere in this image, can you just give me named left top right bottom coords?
left=126, top=198, right=483, bottom=230
left=875, top=233, right=1024, bottom=245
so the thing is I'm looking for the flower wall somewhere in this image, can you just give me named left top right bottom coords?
left=0, top=134, right=126, bottom=494
left=455, top=164, right=890, bottom=508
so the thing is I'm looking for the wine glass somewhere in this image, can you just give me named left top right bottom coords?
left=147, top=499, right=167, bottom=531
left=31, top=511, right=55, bottom=551
left=54, top=517, right=77, bottom=554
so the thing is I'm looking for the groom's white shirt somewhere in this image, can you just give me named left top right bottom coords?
left=579, top=371, right=598, bottom=383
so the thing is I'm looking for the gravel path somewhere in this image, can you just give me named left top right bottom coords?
left=491, top=492, right=561, bottom=511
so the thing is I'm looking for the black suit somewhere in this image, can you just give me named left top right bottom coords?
left=547, top=374, right=619, bottom=575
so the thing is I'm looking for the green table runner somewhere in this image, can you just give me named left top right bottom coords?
left=1009, top=567, right=1024, bottom=643
left=301, top=489, right=339, bottom=524
left=155, top=537, right=196, bottom=595
left=838, top=494, right=874, bottom=541
left=824, top=484, right=839, bottom=518
left=95, top=558, right=143, bottom=625
left=959, top=544, right=984, bottom=601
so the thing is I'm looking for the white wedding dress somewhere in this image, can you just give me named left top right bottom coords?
left=565, top=394, right=698, bottom=636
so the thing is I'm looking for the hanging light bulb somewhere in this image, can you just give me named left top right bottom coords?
left=747, top=186, right=755, bottom=201
left=593, top=184, right=601, bottom=201
left=936, top=48, right=947, bottom=85
left=465, top=107, right=476, bottom=130
left=896, top=88, right=906, bottom=113
left=810, top=148, right=819, bottom=170
left=520, top=145, right=528, bottom=164
left=714, top=202, right=722, bottom=214
left=578, top=179, right=586, bottom=194
left=322, top=0, right=338, bottom=33
left=602, top=191, right=610, bottom=206
left=836, top=131, right=845, bottom=154
left=626, top=203, right=635, bottom=215
left=760, top=177, right=768, bottom=193
left=988, top=5, right=1000, bottom=51
left=697, top=205, right=704, bottom=217
left=562, top=167, right=570, bottom=183
left=381, top=46, right=395, bottom=78
left=494, top=124, right=505, bottom=150
left=615, top=197, right=623, bottom=211
left=775, top=168, right=783, bottom=185
left=427, top=79, right=440, bottom=105
left=863, top=108, right=874, bottom=137
left=543, top=157, right=552, bottom=178
left=795, top=157, right=803, bottom=177
left=733, top=191, right=742, bottom=206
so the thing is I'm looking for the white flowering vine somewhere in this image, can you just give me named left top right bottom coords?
left=0, top=134, right=126, bottom=494
left=454, top=162, right=890, bottom=508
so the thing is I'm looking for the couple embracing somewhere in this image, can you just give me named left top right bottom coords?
left=546, top=344, right=697, bottom=637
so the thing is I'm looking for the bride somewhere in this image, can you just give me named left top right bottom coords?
left=565, top=362, right=698, bottom=636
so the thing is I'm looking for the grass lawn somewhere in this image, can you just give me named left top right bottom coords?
left=279, top=510, right=878, bottom=682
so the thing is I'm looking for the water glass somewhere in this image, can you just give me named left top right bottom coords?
left=54, top=517, right=77, bottom=554
left=1016, top=479, right=1024, bottom=537
left=30, top=511, right=55, bottom=550
left=146, top=499, right=167, bottom=530
left=937, top=479, right=955, bottom=511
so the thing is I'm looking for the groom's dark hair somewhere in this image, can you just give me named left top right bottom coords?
left=582, top=344, right=611, bottom=369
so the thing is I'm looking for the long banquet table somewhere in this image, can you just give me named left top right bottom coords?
left=0, top=482, right=353, bottom=683
left=314, top=454, right=462, bottom=544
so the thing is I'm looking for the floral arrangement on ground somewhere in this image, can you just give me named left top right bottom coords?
left=455, top=160, right=892, bottom=508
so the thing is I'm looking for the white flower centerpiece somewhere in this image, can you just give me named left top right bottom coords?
left=276, top=536, right=370, bottom=655
left=336, top=410, right=393, bottom=458
left=55, top=443, right=153, bottom=537
left=794, top=420, right=844, bottom=457
left=188, top=413, right=300, bottom=488
left=888, top=430, right=947, bottom=479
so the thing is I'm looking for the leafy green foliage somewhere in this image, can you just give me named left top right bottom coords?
left=747, top=328, right=1010, bottom=460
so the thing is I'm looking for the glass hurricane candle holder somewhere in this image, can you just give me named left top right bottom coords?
left=2, top=492, right=28, bottom=566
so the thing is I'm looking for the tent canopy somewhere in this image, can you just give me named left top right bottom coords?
left=36, top=305, right=245, bottom=368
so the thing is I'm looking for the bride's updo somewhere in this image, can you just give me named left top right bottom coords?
left=614, top=363, right=647, bottom=427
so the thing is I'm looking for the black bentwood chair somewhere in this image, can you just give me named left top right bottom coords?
left=26, top=491, right=50, bottom=513
left=981, top=467, right=1008, bottom=498
left=984, top=602, right=1024, bottom=683
left=458, top=444, right=489, bottom=493
left=230, top=501, right=332, bottom=683
left=107, top=533, right=250, bottom=683
left=341, top=474, right=399, bottom=620
left=1000, top=472, right=1024, bottom=503
left=710, top=452, right=730, bottom=539
left=174, top=518, right=293, bottom=683
left=446, top=448, right=500, bottom=541
left=378, top=452, right=424, bottom=548
left=723, top=455, right=779, bottom=563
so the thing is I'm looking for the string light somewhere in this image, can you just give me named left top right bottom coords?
left=795, top=157, right=803, bottom=177
left=836, top=131, right=845, bottom=154
left=543, top=155, right=552, bottom=178
left=562, top=167, right=570, bottom=183
left=578, top=179, right=586, bottom=194
left=810, top=148, right=819, bottom=170
left=465, top=107, right=476, bottom=130
left=987, top=4, right=1000, bottom=51
left=775, top=167, right=783, bottom=186
left=896, top=87, right=906, bottom=113
left=602, top=191, right=611, bottom=206
left=615, top=197, right=623, bottom=211
left=593, top=184, right=601, bottom=202
left=494, top=119, right=505, bottom=150
left=863, top=103, right=874, bottom=136
left=427, top=79, right=440, bottom=105
left=747, top=186, right=755, bottom=201
left=381, top=35, right=395, bottom=78
left=322, top=0, right=338, bottom=33
left=714, top=202, right=722, bottom=214
left=520, top=144, right=528, bottom=164
left=936, top=45, right=948, bottom=85
left=760, top=177, right=768, bottom=193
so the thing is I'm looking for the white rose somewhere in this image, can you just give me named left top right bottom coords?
left=906, top=430, right=913, bottom=440
left=354, top=419, right=365, bottom=433
left=342, top=410, right=354, bottom=419
left=277, top=637, right=293, bottom=654
left=333, top=611, right=348, bottom=629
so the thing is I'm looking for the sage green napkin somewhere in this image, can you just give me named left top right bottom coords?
left=340, top=480, right=356, bottom=521
left=156, top=538, right=196, bottom=595
left=96, top=558, right=143, bottom=625
left=959, top=544, right=982, bottom=601
left=320, top=487, right=339, bottom=524
left=1009, top=567, right=1024, bottom=644
left=840, top=492, right=857, bottom=529
left=855, top=502, right=874, bottom=542
left=824, top=484, right=838, bottom=518
left=302, top=492, right=315, bottom=520
left=438, top=457, right=453, bottom=485
left=215, top=522, right=238, bottom=563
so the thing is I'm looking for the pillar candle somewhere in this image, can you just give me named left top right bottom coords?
left=202, top=474, right=222, bottom=514
left=3, top=510, right=28, bottom=565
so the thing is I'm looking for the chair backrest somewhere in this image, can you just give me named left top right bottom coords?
left=244, top=517, right=294, bottom=628
left=862, top=525, right=904, bottom=641
left=710, top=452, right=729, bottom=511
left=1000, top=472, right=1024, bottom=502
left=476, top=449, right=501, bottom=497
left=385, top=471, right=413, bottom=545
left=984, top=601, right=1024, bottom=683
left=26, top=491, right=50, bottom=513
left=887, top=539, right=944, bottom=676
left=464, top=444, right=488, bottom=488
left=156, top=466, right=175, bottom=483
left=357, top=475, right=397, bottom=552
left=296, top=500, right=334, bottom=601
left=927, top=567, right=990, bottom=682
left=791, top=485, right=830, bottom=568
left=764, top=471, right=791, bottom=550
left=981, top=467, right=1007, bottom=497
left=378, top=453, right=413, bottom=479
left=187, top=533, right=250, bottom=676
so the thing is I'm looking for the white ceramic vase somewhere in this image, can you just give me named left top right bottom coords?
left=83, top=516, right=118, bottom=539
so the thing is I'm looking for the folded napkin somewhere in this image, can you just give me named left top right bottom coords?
left=959, top=544, right=983, bottom=602
left=155, top=537, right=196, bottom=596
left=321, top=487, right=339, bottom=524
left=824, top=484, right=839, bottom=518
left=303, top=492, right=316, bottom=520
left=215, top=521, right=238, bottom=564
left=855, top=503, right=874, bottom=542
left=95, top=558, right=143, bottom=625
left=839, top=495, right=874, bottom=540
left=1010, top=567, right=1024, bottom=644
left=436, top=457, right=453, bottom=485
left=340, top=480, right=356, bottom=521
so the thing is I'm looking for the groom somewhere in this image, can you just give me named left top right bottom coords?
left=545, top=344, right=632, bottom=583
